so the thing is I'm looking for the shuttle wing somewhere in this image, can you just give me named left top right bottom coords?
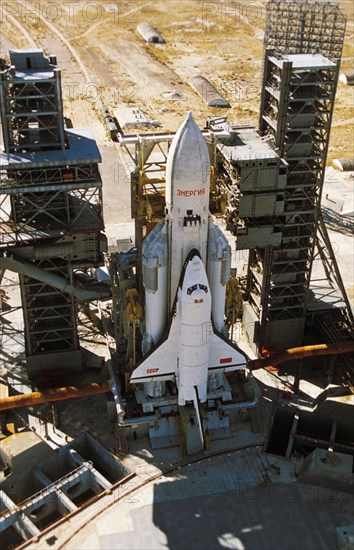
left=208, top=332, right=247, bottom=372
left=130, top=318, right=178, bottom=383
left=130, top=322, right=247, bottom=384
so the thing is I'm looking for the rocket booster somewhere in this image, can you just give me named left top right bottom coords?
left=131, top=112, right=247, bottom=406
left=165, top=111, right=210, bottom=308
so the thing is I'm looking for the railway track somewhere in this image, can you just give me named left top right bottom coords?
left=2, top=0, right=90, bottom=81
left=0, top=3, right=37, bottom=48
left=1, top=0, right=108, bottom=139
left=21, top=0, right=92, bottom=83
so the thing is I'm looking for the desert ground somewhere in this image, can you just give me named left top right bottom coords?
left=0, top=0, right=353, bottom=160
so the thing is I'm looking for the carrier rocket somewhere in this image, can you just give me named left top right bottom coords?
left=130, top=112, right=247, bottom=416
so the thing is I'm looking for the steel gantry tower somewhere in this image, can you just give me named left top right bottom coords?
left=242, top=0, right=347, bottom=351
left=0, top=50, right=108, bottom=378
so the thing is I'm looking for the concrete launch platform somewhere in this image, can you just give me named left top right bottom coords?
left=30, top=447, right=354, bottom=550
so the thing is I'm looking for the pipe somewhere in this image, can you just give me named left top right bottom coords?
left=249, top=341, right=354, bottom=370
left=0, top=382, right=110, bottom=412
left=14, top=243, right=74, bottom=260
left=0, top=255, right=111, bottom=302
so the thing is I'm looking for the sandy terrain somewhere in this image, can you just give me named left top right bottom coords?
left=1, top=0, right=353, bottom=157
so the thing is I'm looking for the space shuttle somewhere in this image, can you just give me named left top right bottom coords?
left=130, top=112, right=248, bottom=433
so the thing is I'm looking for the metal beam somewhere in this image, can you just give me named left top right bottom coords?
left=0, top=255, right=111, bottom=302
left=249, top=341, right=354, bottom=369
left=0, top=382, right=110, bottom=412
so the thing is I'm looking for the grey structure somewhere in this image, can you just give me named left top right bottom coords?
left=189, top=76, right=231, bottom=107
left=0, top=432, right=131, bottom=546
left=264, top=0, right=346, bottom=60
left=0, top=50, right=65, bottom=153
left=247, top=0, right=346, bottom=351
left=0, top=50, right=107, bottom=377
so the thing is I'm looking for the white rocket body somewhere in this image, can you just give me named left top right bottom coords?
left=132, top=113, right=247, bottom=408
left=165, top=112, right=210, bottom=309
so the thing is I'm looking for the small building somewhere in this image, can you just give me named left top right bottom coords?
left=189, top=76, right=230, bottom=107
left=137, top=23, right=165, bottom=43
left=339, top=71, right=354, bottom=85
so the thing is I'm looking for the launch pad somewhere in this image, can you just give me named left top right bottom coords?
left=110, top=109, right=353, bottom=454
left=0, top=1, right=354, bottom=547
left=102, top=1, right=353, bottom=455
left=0, top=3, right=352, bottom=454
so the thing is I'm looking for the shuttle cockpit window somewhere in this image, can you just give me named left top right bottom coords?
left=187, top=284, right=208, bottom=295
left=187, top=284, right=198, bottom=295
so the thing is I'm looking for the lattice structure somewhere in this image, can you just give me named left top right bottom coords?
left=0, top=50, right=106, bottom=377
left=20, top=258, right=79, bottom=359
left=312, top=213, right=354, bottom=387
left=1, top=167, right=103, bottom=244
left=259, top=53, right=341, bottom=317
left=0, top=50, right=65, bottom=152
left=241, top=0, right=347, bottom=351
left=265, top=0, right=346, bottom=61
left=119, top=133, right=176, bottom=300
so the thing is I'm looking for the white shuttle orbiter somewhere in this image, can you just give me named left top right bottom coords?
left=130, top=112, right=248, bottom=446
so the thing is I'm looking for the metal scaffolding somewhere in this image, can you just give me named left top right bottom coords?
left=264, top=0, right=346, bottom=61
left=243, top=0, right=347, bottom=351
left=258, top=53, right=341, bottom=317
left=0, top=50, right=65, bottom=152
left=20, top=258, right=79, bottom=359
left=0, top=50, right=106, bottom=378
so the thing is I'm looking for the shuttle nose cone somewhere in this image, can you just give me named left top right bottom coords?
left=180, top=249, right=210, bottom=294
left=166, top=112, right=210, bottom=205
